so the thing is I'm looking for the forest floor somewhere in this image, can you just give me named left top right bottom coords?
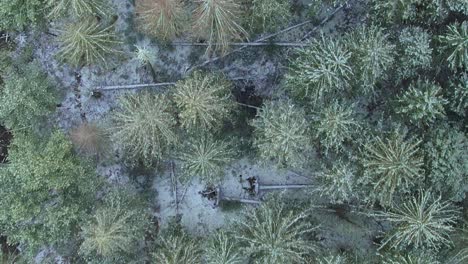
left=27, top=0, right=383, bottom=260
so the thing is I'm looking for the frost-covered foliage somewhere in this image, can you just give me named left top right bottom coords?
left=177, top=136, right=235, bottom=184
left=252, top=100, right=310, bottom=168
left=439, top=21, right=468, bottom=71
left=193, top=0, right=248, bottom=54
left=397, top=27, right=432, bottom=79
left=135, top=0, right=187, bottom=40
left=370, top=0, right=447, bottom=25
left=70, top=122, right=109, bottom=158
left=396, top=79, right=447, bottom=125
left=315, top=161, right=358, bottom=204
left=0, top=0, right=46, bottom=31
left=424, top=125, right=468, bottom=202
left=233, top=198, right=318, bottom=263
left=0, top=131, right=98, bottom=254
left=173, top=71, right=235, bottom=132
left=47, top=0, right=110, bottom=19
left=346, top=25, right=395, bottom=94
left=447, top=0, right=468, bottom=15
left=448, top=73, right=468, bottom=116
left=57, top=18, right=120, bottom=67
left=248, top=0, right=292, bottom=33
left=205, top=231, right=244, bottom=264
left=316, top=255, right=349, bottom=264
left=152, top=229, right=202, bottom=264
left=361, top=132, right=424, bottom=206
left=311, top=100, right=360, bottom=154
left=110, top=93, right=177, bottom=167
left=383, top=252, right=440, bottom=264
left=81, top=207, right=135, bottom=260
left=377, top=190, right=459, bottom=250
left=134, top=45, right=157, bottom=66
left=80, top=187, right=149, bottom=263
left=0, top=62, right=58, bottom=130
left=286, top=34, right=352, bottom=102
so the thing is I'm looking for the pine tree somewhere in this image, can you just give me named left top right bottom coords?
left=193, top=0, right=248, bottom=54
left=135, top=0, right=187, bottom=40
left=377, top=190, right=459, bottom=250
left=152, top=229, right=202, bottom=264
left=311, top=100, right=360, bottom=154
left=110, top=92, right=177, bottom=167
left=47, top=0, right=110, bottom=19
left=346, top=25, right=395, bottom=94
left=0, top=131, right=99, bottom=254
left=233, top=198, right=318, bottom=263
left=397, top=27, right=432, bottom=80
left=396, top=79, right=447, bottom=125
left=361, top=131, right=424, bottom=206
left=285, top=34, right=352, bottom=102
left=424, top=125, right=467, bottom=202
left=173, top=71, right=235, bottom=132
left=80, top=187, right=150, bottom=263
left=248, top=0, right=292, bottom=33
left=252, top=100, right=311, bottom=168
left=205, top=231, right=243, bottom=264
left=448, top=73, right=468, bottom=116
left=0, top=63, right=58, bottom=130
left=57, top=18, right=120, bottom=67
left=315, top=161, right=358, bottom=204
left=439, top=21, right=468, bottom=71
left=177, top=135, right=235, bottom=184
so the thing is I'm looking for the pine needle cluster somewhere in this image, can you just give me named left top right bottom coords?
left=424, top=125, right=468, bottom=202
left=80, top=207, right=135, bottom=258
left=439, top=21, right=468, bottom=70
left=152, top=229, right=202, bottom=264
left=396, top=79, right=447, bottom=125
left=316, top=161, right=358, bottom=204
left=173, top=71, right=235, bottom=132
left=205, top=231, right=244, bottom=264
left=110, top=92, right=177, bottom=167
left=80, top=187, right=149, bottom=262
left=135, top=0, right=187, bottom=40
left=448, top=73, right=468, bottom=116
left=311, top=100, right=360, bottom=154
left=252, top=100, right=310, bottom=168
left=233, top=199, right=318, bottom=263
left=0, top=63, right=58, bottom=130
left=377, top=190, right=459, bottom=250
left=286, top=34, right=352, bottom=102
left=382, top=253, right=440, bottom=264
left=193, top=0, right=248, bottom=54
left=47, top=0, right=110, bottom=19
left=346, top=25, right=395, bottom=94
left=397, top=27, right=432, bottom=79
left=57, top=18, right=120, bottom=67
left=248, top=0, right=292, bottom=33
left=361, top=132, right=424, bottom=206
left=177, top=135, right=235, bottom=184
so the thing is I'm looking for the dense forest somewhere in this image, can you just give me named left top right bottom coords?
left=0, top=0, right=467, bottom=263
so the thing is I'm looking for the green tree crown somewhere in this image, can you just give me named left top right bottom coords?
left=110, top=92, right=177, bottom=167
left=361, top=131, right=424, bottom=206
left=377, top=190, right=460, bottom=250
left=0, top=131, right=99, bottom=254
left=396, top=79, right=447, bottom=125
left=285, top=34, right=352, bottom=102
left=173, top=71, right=235, bottom=132
left=252, top=100, right=311, bottom=168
